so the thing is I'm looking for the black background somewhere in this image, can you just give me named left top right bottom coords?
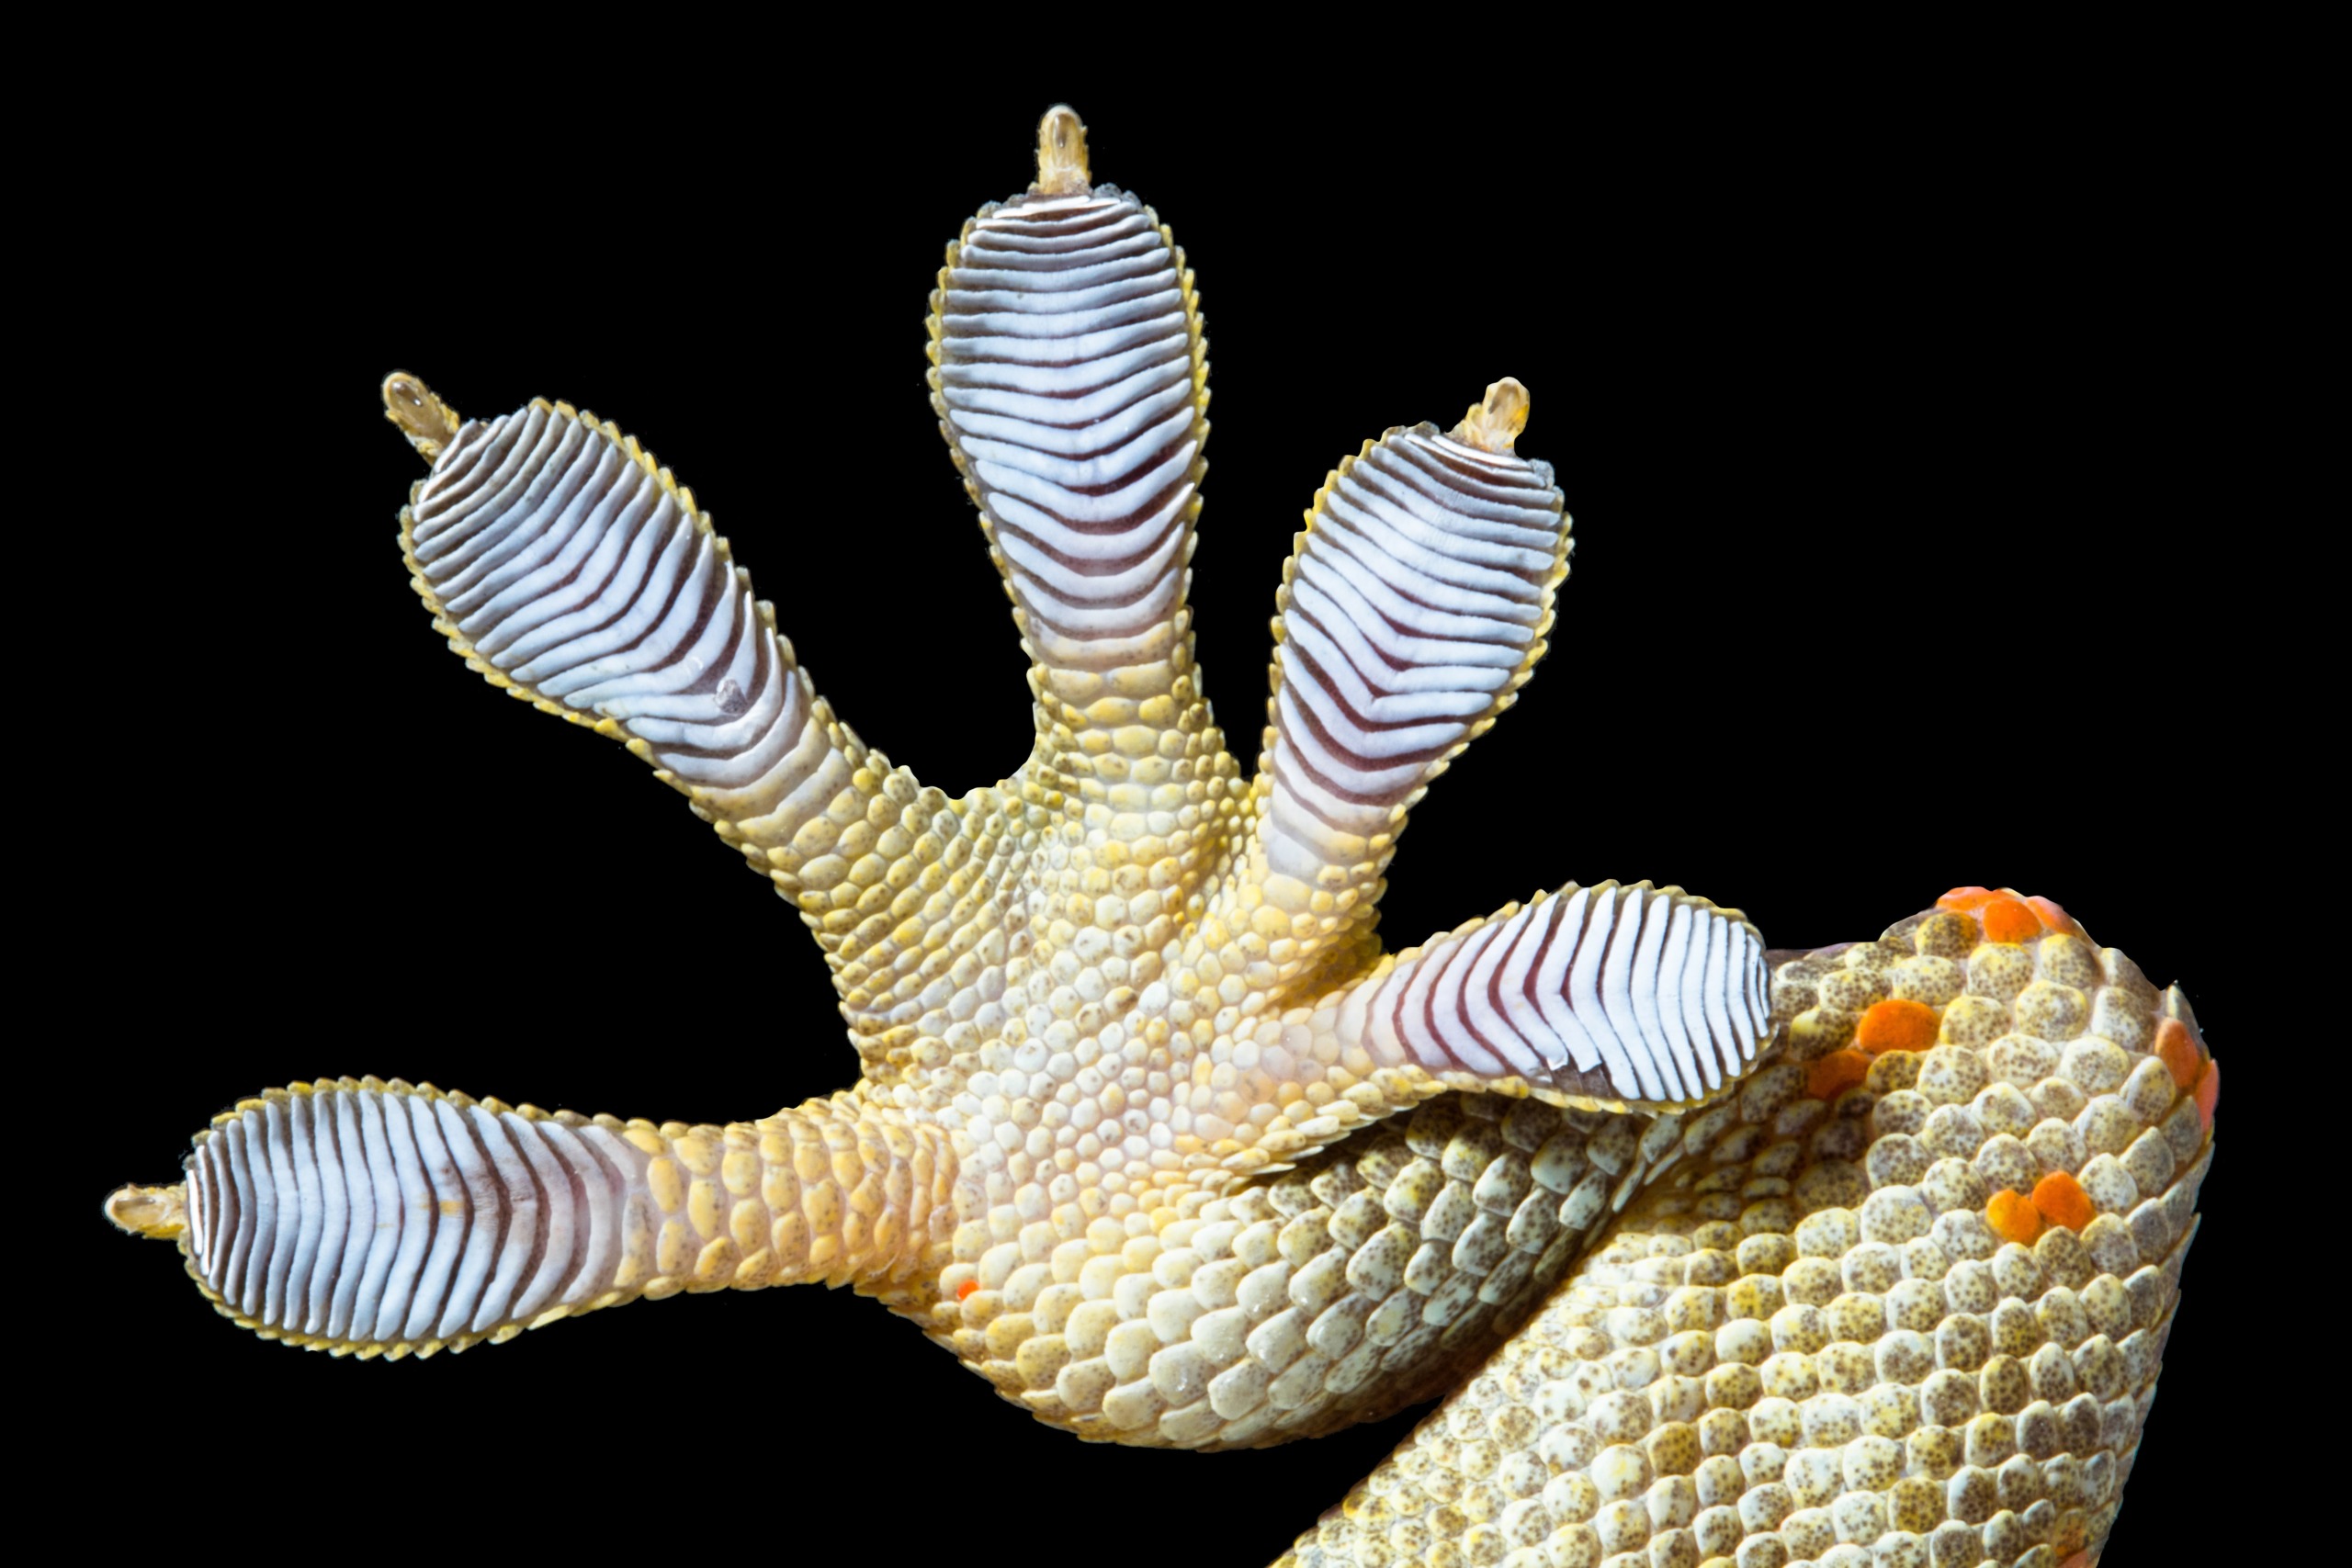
left=63, top=66, right=2279, bottom=1564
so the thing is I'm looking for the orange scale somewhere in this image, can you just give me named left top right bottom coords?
left=1986, top=1189, right=2043, bottom=1247
left=2026, top=894, right=2081, bottom=935
left=1856, top=998, right=1939, bottom=1055
left=2154, top=1018, right=2202, bottom=1089
left=956, top=1279, right=979, bottom=1302
left=2032, top=1170, right=2097, bottom=1233
left=1938, top=886, right=1999, bottom=911
left=1806, top=1049, right=1871, bottom=1103
left=2195, top=1057, right=2221, bottom=1130
left=1978, top=897, right=2043, bottom=944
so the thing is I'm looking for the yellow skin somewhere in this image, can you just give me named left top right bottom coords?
left=107, top=108, right=2213, bottom=1568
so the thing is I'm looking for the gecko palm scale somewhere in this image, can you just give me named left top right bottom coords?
left=109, top=107, right=2214, bottom=1568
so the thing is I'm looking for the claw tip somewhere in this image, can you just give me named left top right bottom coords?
left=383, top=370, right=459, bottom=465
left=1034, top=105, right=1090, bottom=197
left=1452, top=378, right=1530, bottom=453
left=106, top=1183, right=187, bottom=1240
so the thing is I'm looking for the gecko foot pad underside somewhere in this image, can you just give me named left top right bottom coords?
left=113, top=110, right=2211, bottom=1568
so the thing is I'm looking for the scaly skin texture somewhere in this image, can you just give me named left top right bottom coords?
left=1272, top=906, right=2217, bottom=1568
left=106, top=108, right=2211, bottom=1567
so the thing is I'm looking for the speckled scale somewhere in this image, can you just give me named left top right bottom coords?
left=1273, top=907, right=2214, bottom=1567
left=929, top=1098, right=1666, bottom=1449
